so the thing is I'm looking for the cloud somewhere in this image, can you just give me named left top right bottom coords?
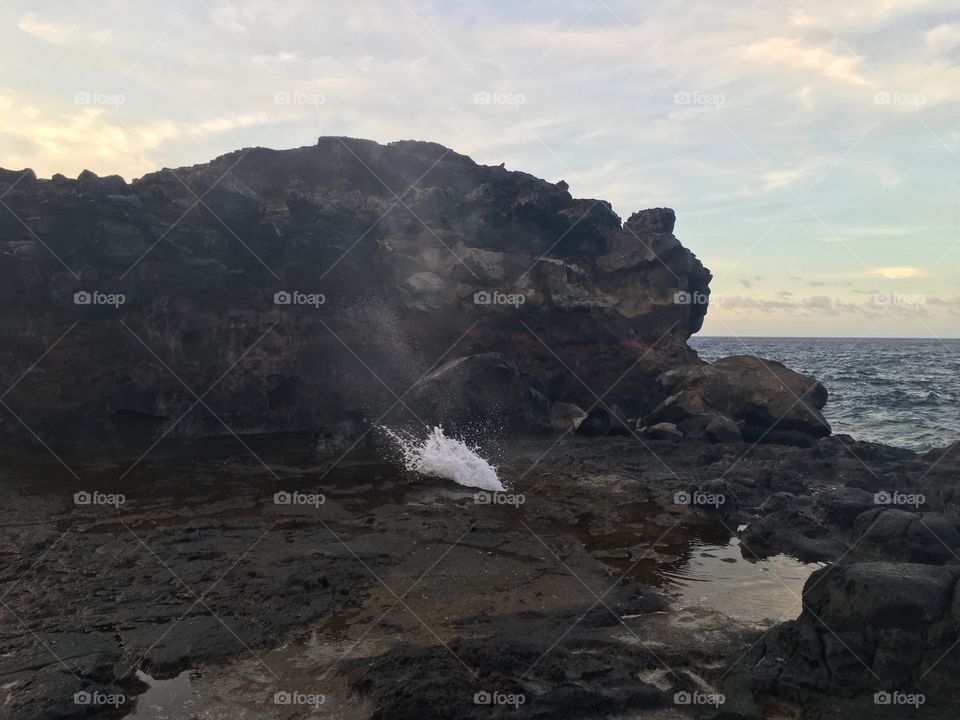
left=17, top=13, right=112, bottom=46
left=866, top=266, right=924, bottom=279
left=741, top=37, right=868, bottom=86
left=788, top=276, right=853, bottom=288
left=926, top=23, right=960, bottom=53
left=824, top=225, right=912, bottom=239
left=802, top=295, right=838, bottom=314
left=0, top=91, right=269, bottom=179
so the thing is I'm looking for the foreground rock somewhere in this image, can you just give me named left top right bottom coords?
left=3, top=430, right=960, bottom=719
left=751, top=562, right=960, bottom=699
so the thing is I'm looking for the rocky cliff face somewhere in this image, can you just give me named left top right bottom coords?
left=0, top=137, right=714, bottom=448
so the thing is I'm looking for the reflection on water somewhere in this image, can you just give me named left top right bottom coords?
left=126, top=670, right=194, bottom=719
left=662, top=537, right=824, bottom=624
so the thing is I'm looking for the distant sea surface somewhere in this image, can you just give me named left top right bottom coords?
left=689, top=337, right=960, bottom=453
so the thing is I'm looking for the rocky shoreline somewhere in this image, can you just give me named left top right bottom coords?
left=2, top=432, right=959, bottom=719
left=2, top=138, right=958, bottom=718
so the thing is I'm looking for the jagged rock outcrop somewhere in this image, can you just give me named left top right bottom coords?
left=0, top=137, right=714, bottom=448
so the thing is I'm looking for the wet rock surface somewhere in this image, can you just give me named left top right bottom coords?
left=1, top=431, right=959, bottom=719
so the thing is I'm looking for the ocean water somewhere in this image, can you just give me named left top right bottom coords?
left=689, top=337, right=960, bottom=453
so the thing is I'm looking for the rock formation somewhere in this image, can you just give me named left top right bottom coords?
left=642, top=355, right=832, bottom=444
left=752, top=562, right=960, bottom=696
left=0, top=137, right=714, bottom=448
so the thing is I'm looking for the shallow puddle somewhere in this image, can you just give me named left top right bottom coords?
left=661, top=537, right=824, bottom=624
left=126, top=671, right=195, bottom=719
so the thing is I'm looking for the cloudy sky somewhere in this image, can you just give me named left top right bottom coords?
left=1, top=0, right=958, bottom=337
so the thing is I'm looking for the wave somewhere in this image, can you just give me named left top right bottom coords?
left=380, top=425, right=506, bottom=492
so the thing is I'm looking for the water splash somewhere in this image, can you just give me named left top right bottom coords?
left=380, top=425, right=505, bottom=492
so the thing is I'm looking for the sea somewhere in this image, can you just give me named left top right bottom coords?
left=689, top=337, right=960, bottom=453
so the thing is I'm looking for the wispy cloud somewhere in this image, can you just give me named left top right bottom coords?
left=866, top=266, right=924, bottom=280
left=741, top=37, right=868, bottom=86
left=17, top=13, right=112, bottom=46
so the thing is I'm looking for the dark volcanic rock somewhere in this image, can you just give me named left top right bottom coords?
left=0, top=137, right=715, bottom=449
left=644, top=355, right=831, bottom=444
left=751, top=561, right=960, bottom=697
left=624, top=207, right=676, bottom=235
left=406, top=352, right=550, bottom=434
left=804, top=562, right=960, bottom=631
left=852, top=507, right=960, bottom=563
left=575, top=404, right=630, bottom=437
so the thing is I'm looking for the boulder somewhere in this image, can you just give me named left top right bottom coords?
left=741, top=509, right=848, bottom=562
left=752, top=562, right=960, bottom=694
left=924, top=441, right=960, bottom=472
left=550, top=402, right=587, bottom=432
left=852, top=508, right=960, bottom=563
left=641, top=421, right=683, bottom=441
left=705, top=414, right=742, bottom=443
left=646, top=355, right=831, bottom=444
left=803, top=562, right=960, bottom=631
left=624, top=207, right=676, bottom=235
left=813, top=486, right=875, bottom=528
left=576, top=404, right=630, bottom=437
left=77, top=169, right=130, bottom=196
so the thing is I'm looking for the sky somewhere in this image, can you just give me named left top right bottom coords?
left=1, top=0, right=958, bottom=338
